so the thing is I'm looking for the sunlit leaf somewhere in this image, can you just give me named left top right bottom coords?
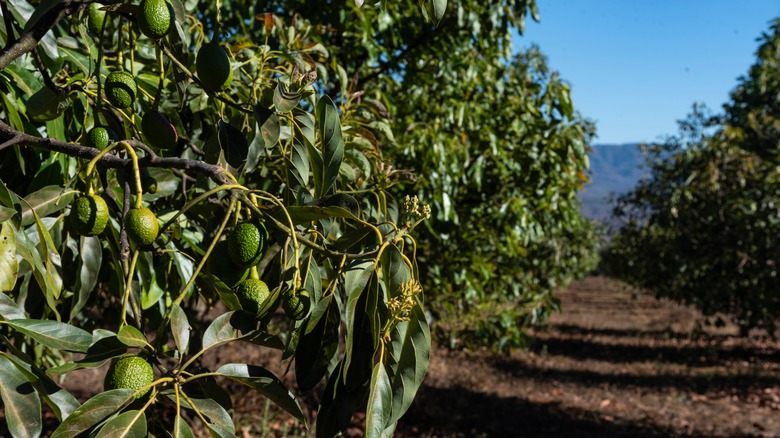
left=3, top=319, right=92, bottom=353
left=170, top=303, right=191, bottom=355
left=94, top=410, right=147, bottom=438
left=0, top=355, right=42, bottom=438
left=117, top=325, right=151, bottom=349
left=316, top=95, right=344, bottom=196
left=365, top=363, right=392, bottom=438
left=0, top=351, right=79, bottom=421
left=51, top=389, right=135, bottom=438
left=0, top=221, right=18, bottom=292
left=215, top=363, right=305, bottom=423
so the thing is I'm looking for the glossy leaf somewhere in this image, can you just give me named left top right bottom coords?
left=176, top=393, right=235, bottom=437
left=295, top=296, right=340, bottom=392
left=365, top=363, right=392, bottom=438
left=51, top=389, right=135, bottom=438
left=431, top=0, right=447, bottom=25
left=0, top=355, right=42, bottom=438
left=0, top=221, right=18, bottom=291
left=174, top=414, right=196, bottom=438
left=270, top=204, right=359, bottom=225
left=218, top=120, right=249, bottom=168
left=0, top=291, right=25, bottom=320
left=273, top=82, right=301, bottom=113
left=28, top=201, right=63, bottom=302
left=49, top=332, right=127, bottom=375
left=3, top=319, right=92, bottom=353
left=201, top=310, right=255, bottom=350
left=170, top=303, right=191, bottom=355
left=316, top=95, right=344, bottom=196
left=70, top=235, right=102, bottom=321
left=386, top=303, right=430, bottom=425
left=342, top=259, right=376, bottom=386
left=117, top=325, right=151, bottom=349
left=19, top=185, right=77, bottom=227
left=216, top=363, right=305, bottom=423
left=254, top=105, right=281, bottom=149
left=0, top=351, right=79, bottom=421
left=94, top=410, right=147, bottom=438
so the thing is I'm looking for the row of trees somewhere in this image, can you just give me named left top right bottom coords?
left=602, top=19, right=780, bottom=335
left=0, top=0, right=599, bottom=436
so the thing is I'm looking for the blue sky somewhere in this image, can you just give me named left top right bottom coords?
left=513, top=0, right=780, bottom=145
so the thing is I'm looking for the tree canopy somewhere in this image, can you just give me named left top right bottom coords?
left=602, top=18, right=780, bottom=335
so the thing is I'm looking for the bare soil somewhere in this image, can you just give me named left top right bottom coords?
left=3, top=276, right=779, bottom=437
left=397, top=276, right=780, bottom=438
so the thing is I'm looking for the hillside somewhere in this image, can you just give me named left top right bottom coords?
left=580, top=144, right=646, bottom=223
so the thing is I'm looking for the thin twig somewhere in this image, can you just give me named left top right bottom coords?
left=0, top=135, right=22, bottom=151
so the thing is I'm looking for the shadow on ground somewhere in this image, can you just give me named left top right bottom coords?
left=398, top=384, right=755, bottom=438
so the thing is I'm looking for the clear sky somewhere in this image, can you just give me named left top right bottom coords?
left=513, top=1, right=780, bottom=145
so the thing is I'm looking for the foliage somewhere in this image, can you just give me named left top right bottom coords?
left=601, top=19, right=780, bottom=335
left=231, top=0, right=600, bottom=349
left=0, top=0, right=436, bottom=436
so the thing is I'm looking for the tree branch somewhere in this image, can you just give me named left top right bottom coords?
left=0, top=120, right=233, bottom=186
left=0, top=0, right=89, bottom=71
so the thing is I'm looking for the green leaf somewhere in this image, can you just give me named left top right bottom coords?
left=273, top=82, right=301, bottom=113
left=342, top=259, right=376, bottom=386
left=218, top=120, right=249, bottom=168
left=386, top=303, right=430, bottom=425
left=49, top=332, right=127, bottom=375
left=0, top=179, right=20, bottom=210
left=431, top=0, right=447, bottom=25
left=0, top=291, right=26, bottom=320
left=94, top=410, right=147, bottom=438
left=0, top=205, right=17, bottom=222
left=316, top=95, right=345, bottom=196
left=3, top=319, right=91, bottom=353
left=170, top=303, right=191, bottom=355
left=287, top=139, right=310, bottom=191
left=365, top=363, right=392, bottom=438
left=22, top=0, right=64, bottom=32
left=255, top=106, right=281, bottom=149
left=381, top=244, right=411, bottom=299
left=117, top=325, right=151, bottom=349
left=176, top=393, right=234, bottom=437
left=295, top=296, right=340, bottom=392
left=174, top=414, right=195, bottom=438
left=0, top=351, right=79, bottom=421
left=292, top=108, right=316, bottom=146
left=201, top=311, right=255, bottom=350
left=0, top=221, right=19, bottom=292
left=26, top=196, right=64, bottom=299
left=215, top=363, right=305, bottom=423
left=51, top=389, right=135, bottom=438
left=270, top=204, right=359, bottom=225
left=70, top=236, right=102, bottom=321
left=314, top=362, right=366, bottom=438
left=0, top=355, right=42, bottom=438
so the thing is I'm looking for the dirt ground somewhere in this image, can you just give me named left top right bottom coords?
left=397, top=276, right=780, bottom=438
left=3, top=276, right=779, bottom=437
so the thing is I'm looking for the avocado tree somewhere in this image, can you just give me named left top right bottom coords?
left=0, top=0, right=440, bottom=436
left=222, top=0, right=600, bottom=349
left=601, top=18, right=780, bottom=335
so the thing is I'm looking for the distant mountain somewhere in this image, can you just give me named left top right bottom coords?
left=579, top=144, right=647, bottom=223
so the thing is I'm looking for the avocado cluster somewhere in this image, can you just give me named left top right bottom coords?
left=68, top=185, right=159, bottom=250
left=207, top=221, right=276, bottom=318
